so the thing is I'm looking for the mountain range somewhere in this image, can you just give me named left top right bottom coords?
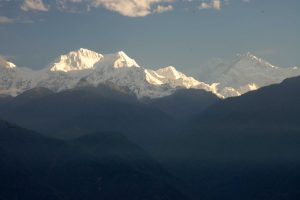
left=1, top=48, right=300, bottom=200
left=1, top=70, right=300, bottom=200
left=155, top=76, right=300, bottom=200
left=0, top=48, right=215, bottom=99
left=198, top=52, right=300, bottom=96
left=1, top=48, right=299, bottom=99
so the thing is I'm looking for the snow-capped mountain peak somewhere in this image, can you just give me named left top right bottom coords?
left=153, top=66, right=217, bottom=95
left=236, top=52, right=278, bottom=69
left=198, top=52, right=300, bottom=97
left=50, top=48, right=103, bottom=72
left=5, top=61, right=16, bottom=69
left=104, top=51, right=140, bottom=69
left=0, top=58, right=36, bottom=97
left=0, top=56, right=16, bottom=69
left=155, top=66, right=184, bottom=80
left=2, top=49, right=300, bottom=100
left=46, top=49, right=188, bottom=98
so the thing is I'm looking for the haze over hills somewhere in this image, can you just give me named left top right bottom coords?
left=1, top=48, right=299, bottom=99
left=1, top=70, right=300, bottom=200
left=1, top=0, right=299, bottom=198
left=1, top=49, right=300, bottom=199
left=0, top=85, right=176, bottom=141
left=196, top=75, right=300, bottom=130
left=0, top=120, right=188, bottom=200
left=199, top=52, right=300, bottom=96
left=155, top=76, right=300, bottom=200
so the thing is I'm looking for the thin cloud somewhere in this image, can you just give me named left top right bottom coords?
left=200, top=2, right=211, bottom=9
left=0, top=16, right=14, bottom=24
left=154, top=5, right=173, bottom=14
left=58, top=0, right=174, bottom=17
left=56, top=0, right=87, bottom=13
left=0, top=15, right=34, bottom=25
left=1, top=0, right=249, bottom=19
left=212, top=0, right=221, bottom=10
left=199, top=0, right=222, bottom=10
left=21, top=0, right=50, bottom=12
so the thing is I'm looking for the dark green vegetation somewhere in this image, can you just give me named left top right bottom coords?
left=1, top=77, right=300, bottom=199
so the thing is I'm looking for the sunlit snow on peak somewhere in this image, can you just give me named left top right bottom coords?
left=6, top=62, right=16, bottom=69
left=155, top=66, right=183, bottom=80
left=237, top=52, right=278, bottom=69
left=50, top=48, right=103, bottom=72
left=112, top=51, right=140, bottom=68
left=2, top=48, right=299, bottom=100
left=0, top=56, right=16, bottom=69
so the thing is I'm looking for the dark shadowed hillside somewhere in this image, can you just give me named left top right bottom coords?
left=148, top=88, right=220, bottom=119
left=0, top=120, right=188, bottom=200
left=0, top=85, right=175, bottom=142
left=195, top=76, right=300, bottom=131
left=155, top=76, right=300, bottom=200
left=2, top=76, right=300, bottom=200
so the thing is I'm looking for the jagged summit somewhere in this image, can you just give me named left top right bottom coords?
left=50, top=48, right=103, bottom=72
left=2, top=48, right=298, bottom=99
left=0, top=48, right=219, bottom=99
left=198, top=52, right=300, bottom=97
left=49, top=49, right=140, bottom=72
left=155, top=66, right=183, bottom=79
left=98, top=51, right=140, bottom=69
left=153, top=66, right=213, bottom=91
left=115, top=51, right=140, bottom=68
left=235, top=52, right=278, bottom=69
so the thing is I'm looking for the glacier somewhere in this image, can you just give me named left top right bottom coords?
left=0, top=48, right=219, bottom=99
left=198, top=52, right=300, bottom=97
left=1, top=49, right=299, bottom=99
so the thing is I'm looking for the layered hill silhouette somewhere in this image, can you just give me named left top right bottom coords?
left=0, top=85, right=172, bottom=139
left=157, top=76, right=300, bottom=200
left=1, top=72, right=300, bottom=200
left=195, top=76, right=300, bottom=131
left=0, top=120, right=187, bottom=200
left=0, top=84, right=219, bottom=145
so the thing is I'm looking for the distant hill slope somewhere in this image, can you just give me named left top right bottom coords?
left=155, top=76, right=300, bottom=200
left=0, top=84, right=175, bottom=141
left=199, top=52, right=300, bottom=97
left=196, top=76, right=300, bottom=130
left=148, top=88, right=220, bottom=119
left=0, top=120, right=188, bottom=200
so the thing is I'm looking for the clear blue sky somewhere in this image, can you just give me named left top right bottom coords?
left=0, top=0, right=299, bottom=74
